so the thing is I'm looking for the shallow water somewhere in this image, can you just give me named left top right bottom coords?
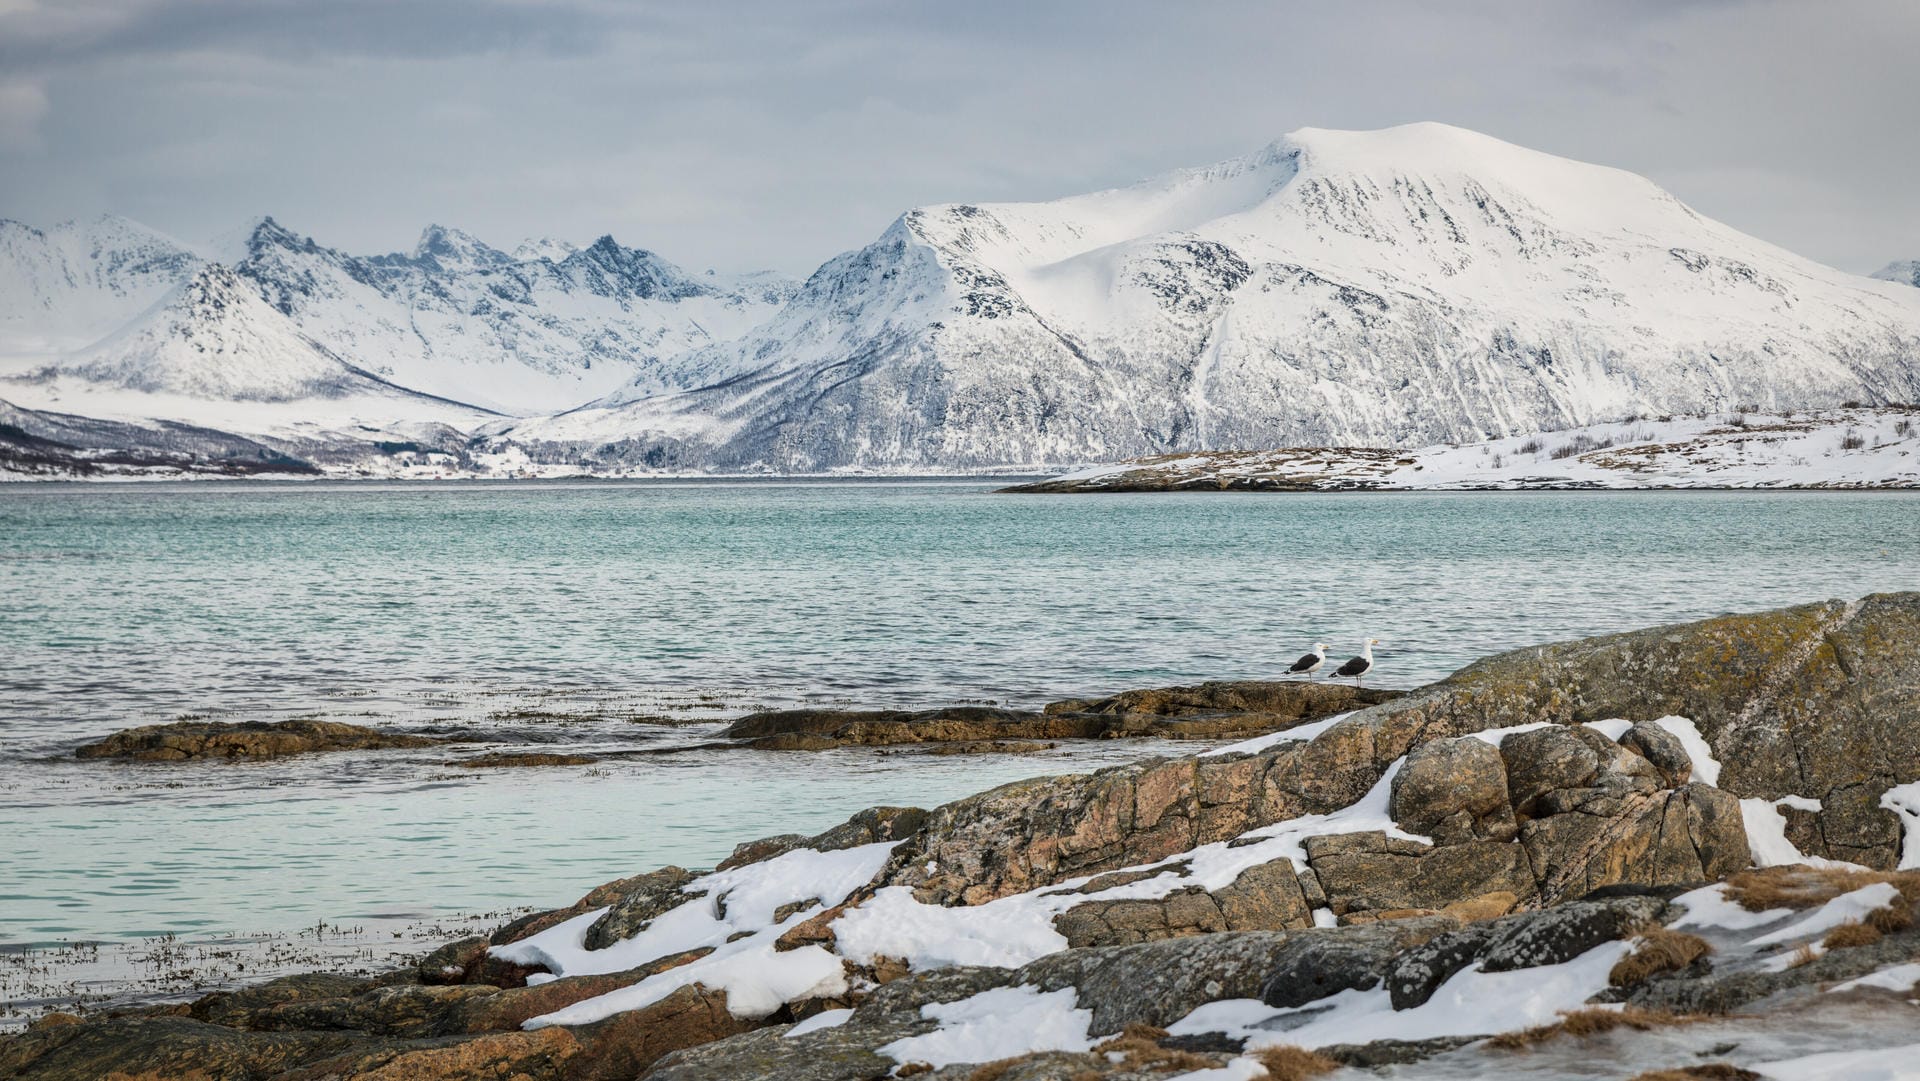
left=3, top=481, right=1919, bottom=958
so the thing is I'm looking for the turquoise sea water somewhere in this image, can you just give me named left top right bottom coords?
left=3, top=480, right=1918, bottom=954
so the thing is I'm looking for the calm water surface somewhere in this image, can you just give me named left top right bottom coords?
left=3, top=480, right=1918, bottom=951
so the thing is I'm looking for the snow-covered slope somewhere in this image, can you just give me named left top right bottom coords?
left=509, top=123, right=1920, bottom=471
left=1875, top=260, right=1920, bottom=288
left=0, top=216, right=202, bottom=362
left=225, top=219, right=797, bottom=414
left=60, top=264, right=392, bottom=402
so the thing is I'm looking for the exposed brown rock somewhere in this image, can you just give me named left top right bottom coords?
left=247, top=983, right=503, bottom=1039
left=0, top=1016, right=368, bottom=1080
left=189, top=972, right=377, bottom=1028
left=74, top=719, right=444, bottom=761
left=1521, top=783, right=1749, bottom=904
left=1439, top=890, right=1520, bottom=922
left=1307, top=832, right=1537, bottom=916
left=1620, top=721, right=1694, bottom=786
left=272, top=1027, right=582, bottom=1081
left=443, top=949, right=714, bottom=1035
left=1044, top=681, right=1401, bottom=722
left=454, top=752, right=600, bottom=769
left=417, top=936, right=491, bottom=985
left=723, top=682, right=1398, bottom=751
left=1389, top=736, right=1516, bottom=843
left=564, top=984, right=762, bottom=1081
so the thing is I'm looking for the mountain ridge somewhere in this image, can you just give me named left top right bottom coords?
left=0, top=213, right=799, bottom=419
left=5, top=123, right=1918, bottom=475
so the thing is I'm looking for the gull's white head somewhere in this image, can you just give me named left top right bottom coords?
left=1314, top=642, right=1327, bottom=653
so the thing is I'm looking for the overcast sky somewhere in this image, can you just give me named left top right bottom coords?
left=1, top=0, right=1914, bottom=276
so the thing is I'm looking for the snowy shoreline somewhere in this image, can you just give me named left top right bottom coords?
left=1004, top=406, right=1920, bottom=493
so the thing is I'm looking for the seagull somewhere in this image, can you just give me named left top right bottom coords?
left=1334, top=639, right=1380, bottom=686
left=1286, top=642, right=1328, bottom=679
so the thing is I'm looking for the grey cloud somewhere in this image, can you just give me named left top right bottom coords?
left=0, top=0, right=613, bottom=69
left=1, top=0, right=1914, bottom=277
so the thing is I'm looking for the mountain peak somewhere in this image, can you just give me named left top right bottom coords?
left=1873, top=260, right=1920, bottom=288
left=513, top=237, right=579, bottom=263
left=412, top=224, right=511, bottom=271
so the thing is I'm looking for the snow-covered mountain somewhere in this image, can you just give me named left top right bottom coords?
left=1875, top=260, right=1920, bottom=288
left=499, top=123, right=1920, bottom=471
left=60, top=263, right=433, bottom=403
left=219, top=218, right=798, bottom=413
left=0, top=215, right=799, bottom=420
left=0, top=215, right=203, bottom=361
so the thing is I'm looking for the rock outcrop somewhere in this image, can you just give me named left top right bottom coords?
left=73, top=719, right=445, bottom=760
left=722, top=681, right=1398, bottom=750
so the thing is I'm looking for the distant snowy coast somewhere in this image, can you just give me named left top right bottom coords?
left=1004, top=406, right=1920, bottom=493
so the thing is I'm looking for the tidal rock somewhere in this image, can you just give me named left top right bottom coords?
left=416, top=936, right=490, bottom=985
left=1050, top=859, right=1315, bottom=948
left=716, top=806, right=928, bottom=874
left=723, top=682, right=1395, bottom=750
left=247, top=983, right=502, bottom=1039
left=188, top=971, right=377, bottom=1027
left=74, top=719, right=443, bottom=760
left=270, top=1027, right=580, bottom=1081
left=453, top=752, right=599, bottom=769
left=0, top=1016, right=368, bottom=1080
left=716, top=834, right=810, bottom=871
left=1044, top=681, right=1401, bottom=722
left=805, top=805, right=930, bottom=853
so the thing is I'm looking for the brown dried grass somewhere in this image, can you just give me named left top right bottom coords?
left=1610, top=927, right=1713, bottom=986
left=1784, top=943, right=1822, bottom=969
left=1253, top=1045, right=1341, bottom=1081
left=966, top=1060, right=1019, bottom=1081
left=896, top=1064, right=933, bottom=1077
left=1821, top=921, right=1883, bottom=950
left=1484, top=1006, right=1705, bottom=1050
left=1723, top=865, right=1920, bottom=912
left=1627, top=1066, right=1762, bottom=1081
left=1089, top=1023, right=1214, bottom=1073
left=1869, top=898, right=1915, bottom=934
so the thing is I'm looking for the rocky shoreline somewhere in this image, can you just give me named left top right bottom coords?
left=9, top=593, right=1920, bottom=1080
